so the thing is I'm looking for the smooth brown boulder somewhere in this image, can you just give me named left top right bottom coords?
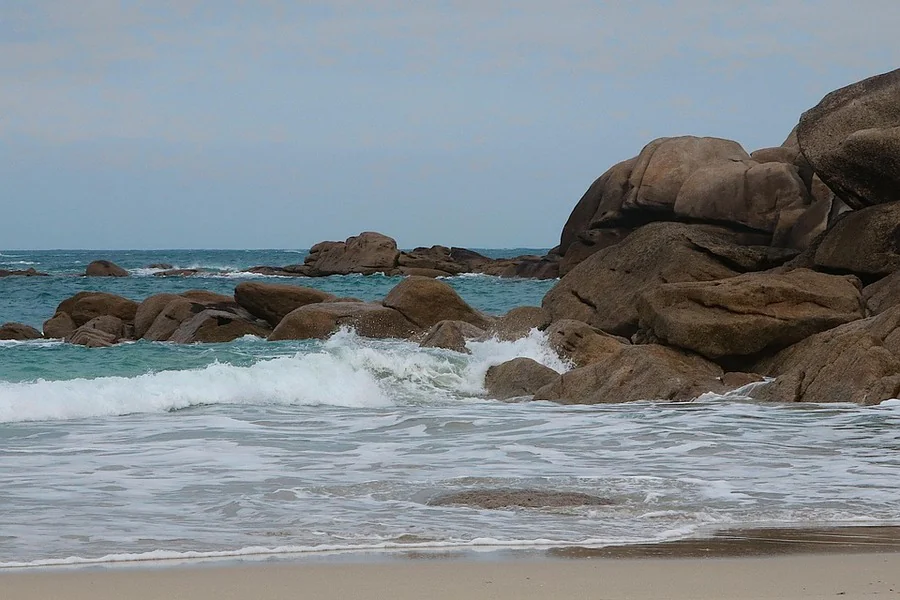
left=533, top=344, right=726, bottom=404
left=419, top=320, right=485, bottom=353
left=863, top=271, right=900, bottom=315
left=673, top=160, right=810, bottom=233
left=84, top=260, right=129, bottom=277
left=637, top=269, right=865, bottom=359
left=304, top=232, right=400, bottom=275
left=559, top=158, right=637, bottom=253
left=559, top=228, right=632, bottom=276
left=797, top=68, right=900, bottom=209
left=428, top=489, right=611, bottom=509
left=751, top=305, right=900, bottom=404
left=489, top=306, right=551, bottom=341
left=234, top=281, right=335, bottom=327
left=54, top=292, right=138, bottom=327
left=0, top=322, right=42, bottom=341
left=814, top=203, right=900, bottom=277
left=269, top=302, right=417, bottom=341
left=143, top=298, right=202, bottom=341
left=497, top=257, right=560, bottom=280
left=134, top=293, right=181, bottom=339
left=42, top=312, right=76, bottom=339
left=545, top=320, right=627, bottom=368
left=484, top=358, right=559, bottom=400
left=621, top=136, right=750, bottom=214
left=543, top=223, right=793, bottom=337
left=68, top=316, right=127, bottom=346
left=383, top=277, right=491, bottom=330
left=169, top=309, right=270, bottom=344
left=398, top=246, right=466, bottom=275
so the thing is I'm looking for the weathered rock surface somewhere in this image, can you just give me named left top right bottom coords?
left=419, top=320, right=485, bottom=353
left=797, top=68, right=900, bottom=209
left=543, top=223, right=794, bottom=337
left=84, top=260, right=129, bottom=277
left=383, top=277, right=491, bottom=330
left=484, top=358, right=559, bottom=400
left=0, top=322, right=42, bottom=340
left=143, top=297, right=202, bottom=341
left=559, top=228, right=632, bottom=276
left=304, top=232, right=400, bottom=276
left=545, top=319, right=628, bottom=368
left=234, top=282, right=335, bottom=327
left=863, top=271, right=900, bottom=316
left=813, top=203, right=900, bottom=277
left=427, top=489, right=612, bottom=509
left=751, top=305, right=900, bottom=404
left=533, top=344, right=726, bottom=404
left=68, top=315, right=128, bottom=346
left=43, top=312, right=76, bottom=339
left=637, top=269, right=865, bottom=359
left=134, top=293, right=181, bottom=339
left=269, top=302, right=417, bottom=341
left=169, top=309, right=270, bottom=344
left=489, top=306, right=551, bottom=341
left=54, top=292, right=139, bottom=327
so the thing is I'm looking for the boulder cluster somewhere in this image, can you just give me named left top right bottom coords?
left=5, top=68, right=900, bottom=407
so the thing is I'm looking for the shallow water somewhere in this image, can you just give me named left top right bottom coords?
left=1, top=249, right=900, bottom=568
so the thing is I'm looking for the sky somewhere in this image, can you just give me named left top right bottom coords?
left=1, top=1, right=898, bottom=250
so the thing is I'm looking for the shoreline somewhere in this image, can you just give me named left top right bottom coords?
left=4, top=526, right=900, bottom=600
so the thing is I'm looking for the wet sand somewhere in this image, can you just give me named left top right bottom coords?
left=5, top=526, right=900, bottom=600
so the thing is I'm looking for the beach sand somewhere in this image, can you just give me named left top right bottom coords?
left=5, top=527, right=900, bottom=600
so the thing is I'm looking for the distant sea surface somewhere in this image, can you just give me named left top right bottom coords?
left=1, top=249, right=899, bottom=569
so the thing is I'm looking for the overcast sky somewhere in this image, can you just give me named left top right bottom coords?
left=2, top=1, right=898, bottom=250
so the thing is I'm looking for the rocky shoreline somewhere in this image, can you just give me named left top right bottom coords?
left=4, top=68, right=900, bottom=406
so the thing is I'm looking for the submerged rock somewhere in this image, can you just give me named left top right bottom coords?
left=427, top=488, right=612, bottom=509
left=814, top=203, right=900, bottom=277
left=84, top=260, right=129, bottom=277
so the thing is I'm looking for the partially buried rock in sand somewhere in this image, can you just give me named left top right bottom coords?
left=428, top=488, right=612, bottom=509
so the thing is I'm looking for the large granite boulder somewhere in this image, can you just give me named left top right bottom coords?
left=863, top=271, right=900, bottom=315
left=419, top=320, right=485, bottom=353
left=169, top=309, right=270, bottom=344
left=797, top=68, right=900, bottom=209
left=559, top=228, right=632, bottom=276
left=133, top=293, right=181, bottom=339
left=752, top=305, right=900, bottom=404
left=84, top=260, right=129, bottom=277
left=545, top=319, right=627, bottom=368
left=0, top=322, right=42, bottom=341
left=637, top=269, right=864, bottom=359
left=234, top=281, right=335, bottom=327
left=269, top=302, right=417, bottom=341
left=304, top=232, right=400, bottom=275
left=67, top=315, right=128, bottom=347
left=142, top=297, right=201, bottom=341
left=813, top=203, right=900, bottom=277
left=533, top=344, right=726, bottom=404
left=382, top=276, right=491, bottom=330
left=42, top=312, right=76, bottom=339
left=489, top=306, right=551, bottom=341
left=53, top=292, right=138, bottom=327
left=543, top=223, right=794, bottom=337
left=673, top=160, right=810, bottom=234
left=484, top=358, right=559, bottom=400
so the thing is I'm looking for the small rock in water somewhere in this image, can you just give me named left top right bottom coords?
left=427, top=488, right=612, bottom=509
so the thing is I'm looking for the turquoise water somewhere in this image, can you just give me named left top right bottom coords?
left=2, top=249, right=900, bottom=568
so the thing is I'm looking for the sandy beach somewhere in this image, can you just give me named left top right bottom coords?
left=3, top=553, right=899, bottom=600
left=5, top=528, right=900, bottom=600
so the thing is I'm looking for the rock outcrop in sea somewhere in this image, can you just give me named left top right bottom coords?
left=20, top=68, right=900, bottom=407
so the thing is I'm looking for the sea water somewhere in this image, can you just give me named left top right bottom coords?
left=1, top=249, right=899, bottom=568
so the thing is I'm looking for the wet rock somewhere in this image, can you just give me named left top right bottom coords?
left=534, top=344, right=726, bottom=404
left=169, top=309, right=271, bottom=344
left=148, top=263, right=173, bottom=269
left=637, top=269, right=865, bottom=359
left=54, top=292, right=139, bottom=327
left=0, top=322, right=42, bottom=341
left=397, top=267, right=452, bottom=278
left=42, top=312, right=76, bottom=339
left=269, top=302, right=417, bottom=341
left=419, top=320, right=485, bottom=353
left=143, top=298, right=202, bottom=341
left=489, top=306, right=551, bottom=341
left=428, top=489, right=612, bottom=509
left=545, top=319, right=627, bottom=368
left=153, top=269, right=201, bottom=277
left=0, top=267, right=48, bottom=277
left=67, top=315, right=128, bottom=346
left=134, top=294, right=181, bottom=338
left=383, top=276, right=491, bottom=330
left=84, top=260, right=129, bottom=277
left=234, top=281, right=335, bottom=327
left=484, top=358, right=559, bottom=400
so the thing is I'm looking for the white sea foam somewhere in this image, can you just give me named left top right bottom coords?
left=0, top=329, right=568, bottom=422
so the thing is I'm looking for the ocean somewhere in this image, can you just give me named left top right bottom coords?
left=1, top=249, right=899, bottom=569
